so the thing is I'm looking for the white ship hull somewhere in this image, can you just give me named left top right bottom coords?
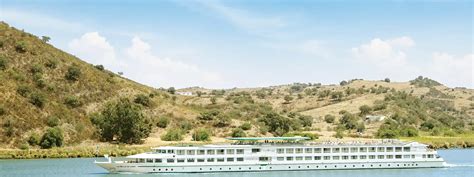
left=96, top=160, right=445, bottom=173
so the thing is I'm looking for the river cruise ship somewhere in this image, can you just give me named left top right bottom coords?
left=95, top=137, right=445, bottom=173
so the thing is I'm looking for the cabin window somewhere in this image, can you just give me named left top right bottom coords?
left=387, top=155, right=393, bottom=159
left=227, top=158, right=235, bottom=162
left=226, top=149, right=235, bottom=154
left=198, top=150, right=205, bottom=155
left=314, top=148, right=322, bottom=153
left=296, top=156, right=303, bottom=161
left=369, top=155, right=375, bottom=159
left=403, top=155, right=411, bottom=159
left=305, top=148, right=313, bottom=153
left=395, top=147, right=402, bottom=152
left=351, top=155, right=358, bottom=160
left=323, top=148, right=331, bottom=153
left=369, top=147, right=376, bottom=152
left=167, top=149, right=174, bottom=154
left=314, top=156, right=321, bottom=160
left=236, top=157, right=244, bottom=161
left=342, top=156, right=349, bottom=160
left=295, top=148, right=303, bottom=154
left=323, top=156, right=331, bottom=160
left=377, top=155, right=384, bottom=159
left=428, top=154, right=434, bottom=158
left=146, top=159, right=153, bottom=163
left=259, top=157, right=269, bottom=161
left=412, top=155, right=415, bottom=159
left=377, top=147, right=385, bottom=152
left=359, top=147, right=367, bottom=152
left=350, top=147, right=358, bottom=153
left=217, top=158, right=225, bottom=162
left=286, top=148, right=294, bottom=153
left=139, top=159, right=145, bottom=163
left=167, top=159, right=175, bottom=163
left=277, top=148, right=284, bottom=154
left=187, top=158, right=195, bottom=162
left=197, top=158, right=205, bottom=162
left=252, top=148, right=261, bottom=153
left=177, top=159, right=185, bottom=163
left=155, top=159, right=162, bottom=163
left=286, top=157, right=293, bottom=161
left=386, top=147, right=393, bottom=152
left=207, top=158, right=214, bottom=162
left=305, top=156, right=312, bottom=160
left=395, top=155, right=402, bottom=159
left=236, top=149, right=244, bottom=154
left=177, top=150, right=185, bottom=155
left=187, top=150, right=195, bottom=155
left=277, top=157, right=284, bottom=161
left=332, top=156, right=340, bottom=160
left=422, top=154, right=427, bottom=158
left=332, top=148, right=340, bottom=153
left=217, top=149, right=225, bottom=154
left=342, top=148, right=349, bottom=153
left=360, top=155, right=367, bottom=159
left=158, top=149, right=166, bottom=154
left=403, top=147, right=411, bottom=152
left=207, top=149, right=215, bottom=155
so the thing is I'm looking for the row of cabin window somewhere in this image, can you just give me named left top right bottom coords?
left=133, top=157, right=245, bottom=163
left=276, top=154, right=418, bottom=161
left=276, top=147, right=410, bottom=154
left=158, top=149, right=245, bottom=155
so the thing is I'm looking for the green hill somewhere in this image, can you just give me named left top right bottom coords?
left=1, top=22, right=473, bottom=151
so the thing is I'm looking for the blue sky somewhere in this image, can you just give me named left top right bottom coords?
left=1, top=0, right=473, bottom=88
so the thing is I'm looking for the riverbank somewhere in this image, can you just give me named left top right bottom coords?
left=1, top=136, right=473, bottom=159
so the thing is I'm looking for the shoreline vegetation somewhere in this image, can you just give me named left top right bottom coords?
left=1, top=136, right=473, bottom=159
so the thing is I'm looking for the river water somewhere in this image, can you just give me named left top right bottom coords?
left=0, top=149, right=472, bottom=177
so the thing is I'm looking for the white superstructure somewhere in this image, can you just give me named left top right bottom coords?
left=95, top=137, right=445, bottom=173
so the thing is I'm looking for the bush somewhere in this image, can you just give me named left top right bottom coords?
left=210, top=97, right=217, bottom=104
left=0, top=56, right=7, bottom=70
left=91, top=98, right=152, bottom=144
left=240, top=122, right=252, bottom=130
left=161, top=128, right=184, bottom=141
left=179, top=120, right=193, bottom=132
left=298, top=115, right=313, bottom=127
left=17, top=85, right=31, bottom=97
left=0, top=105, right=5, bottom=116
left=40, top=127, right=64, bottom=149
left=65, top=66, right=81, bottom=81
left=283, top=132, right=319, bottom=140
left=334, top=130, right=344, bottom=139
left=29, top=92, right=46, bottom=108
left=324, top=114, right=335, bottom=123
left=64, top=96, right=81, bottom=108
left=213, top=114, right=231, bottom=127
left=197, top=110, right=220, bottom=121
left=231, top=128, right=246, bottom=137
left=28, top=133, right=40, bottom=146
left=167, top=87, right=176, bottom=94
left=157, top=116, right=170, bottom=128
left=30, top=63, right=43, bottom=74
left=259, top=112, right=291, bottom=136
left=192, top=128, right=211, bottom=141
left=46, top=116, right=60, bottom=127
left=339, top=113, right=358, bottom=130
left=359, top=105, right=372, bottom=116
left=134, top=94, right=151, bottom=107
left=45, top=59, right=58, bottom=69
left=15, top=41, right=27, bottom=53
left=94, top=65, right=105, bottom=71
left=283, top=95, right=293, bottom=103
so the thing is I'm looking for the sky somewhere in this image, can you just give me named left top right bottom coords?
left=1, top=0, right=473, bottom=89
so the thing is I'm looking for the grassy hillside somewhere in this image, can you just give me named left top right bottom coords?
left=1, top=22, right=473, bottom=152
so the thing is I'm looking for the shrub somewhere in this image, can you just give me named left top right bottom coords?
left=240, top=122, right=252, bottom=130
left=0, top=56, right=7, bottom=70
left=19, top=143, right=29, bottom=150
left=283, top=132, right=319, bottom=140
left=334, top=130, right=344, bottom=139
left=28, top=133, right=40, bottom=146
left=157, top=116, right=170, bottom=128
left=65, top=66, right=81, bottom=81
left=197, top=110, right=220, bottom=121
left=210, top=97, right=217, bottom=104
left=399, top=126, right=418, bottom=137
left=45, top=59, right=58, bottom=69
left=167, top=87, right=176, bottom=94
left=46, top=116, right=60, bottom=127
left=64, top=96, right=81, bottom=108
left=29, top=92, right=46, bottom=108
left=30, top=63, right=43, bottom=74
left=213, top=114, right=231, bottom=127
left=359, top=105, right=372, bottom=116
left=17, top=85, right=31, bottom=97
left=192, top=128, right=211, bottom=141
left=231, top=128, right=246, bottom=137
left=339, top=113, right=358, bottom=130
left=95, top=64, right=105, bottom=70
left=15, top=41, right=27, bottom=53
left=283, top=95, right=293, bottom=104
left=134, top=94, right=151, bottom=107
left=0, top=105, right=5, bottom=116
left=179, top=120, right=193, bottom=132
left=40, top=127, right=63, bottom=149
left=161, top=128, right=184, bottom=141
left=356, top=122, right=365, bottom=133
left=324, top=114, right=335, bottom=123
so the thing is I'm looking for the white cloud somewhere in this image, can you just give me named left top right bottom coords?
left=429, top=52, right=473, bottom=88
left=1, top=8, right=83, bottom=32
left=351, top=37, right=415, bottom=67
left=68, top=32, right=119, bottom=69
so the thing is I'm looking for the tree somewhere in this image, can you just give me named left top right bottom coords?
left=359, top=105, right=372, bottom=116
left=91, top=98, right=152, bottom=144
left=240, top=122, right=252, bottom=130
left=330, top=91, right=344, bottom=101
left=384, top=78, right=391, bottom=83
left=213, top=114, right=231, bottom=127
left=231, top=128, right=246, bottom=137
left=134, top=94, right=151, bottom=107
left=15, top=41, right=27, bottom=53
left=259, top=112, right=292, bottom=136
left=46, top=116, right=59, bottom=127
left=340, top=80, right=348, bottom=86
left=340, top=112, right=358, bottom=130
left=356, top=122, right=365, bottom=133
left=167, top=87, right=176, bottom=94
left=0, top=56, right=7, bottom=70
left=28, top=133, right=40, bottom=146
left=65, top=66, right=81, bottom=81
left=161, top=128, right=184, bottom=141
left=196, top=91, right=203, bottom=97
left=156, top=116, right=170, bottom=128
left=40, top=127, right=63, bottom=149
left=283, top=95, right=293, bottom=104
left=95, top=65, right=105, bottom=71
left=324, top=114, right=335, bottom=123
left=298, top=115, right=313, bottom=127
left=197, top=110, right=220, bottom=121
left=210, top=97, right=217, bottom=104
left=192, top=128, right=211, bottom=141
left=334, top=130, right=344, bottom=139
left=41, top=36, right=51, bottom=43
left=64, top=96, right=81, bottom=108
left=29, top=92, right=46, bottom=108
